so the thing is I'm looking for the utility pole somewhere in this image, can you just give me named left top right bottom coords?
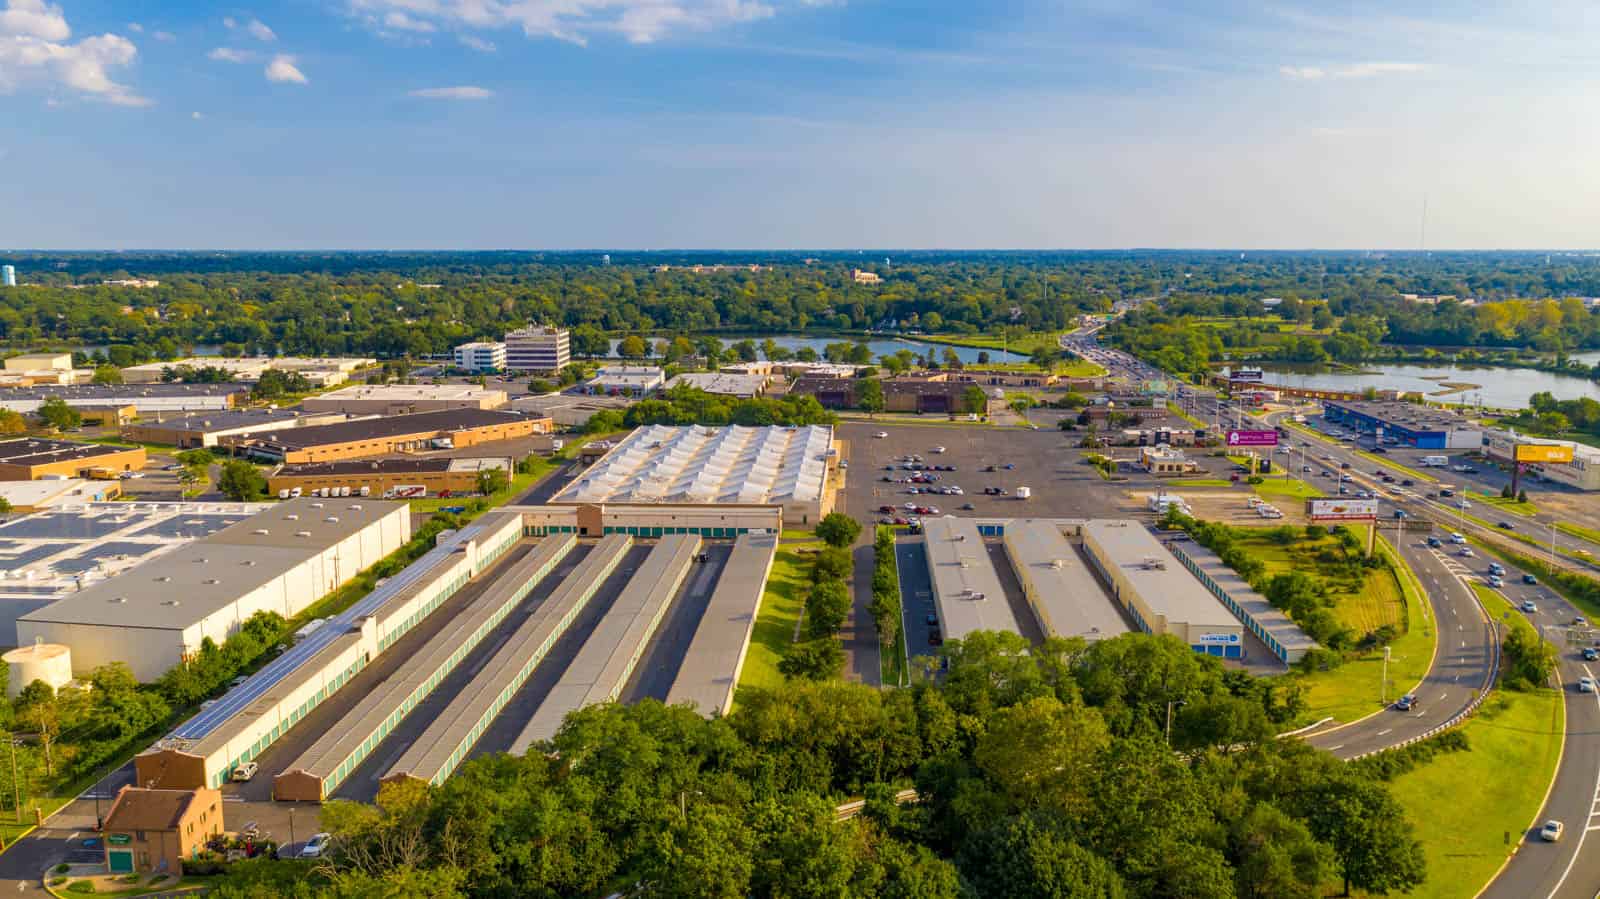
left=8, top=739, right=19, bottom=825
left=1381, top=646, right=1391, bottom=704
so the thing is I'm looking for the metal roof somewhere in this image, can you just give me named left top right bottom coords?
left=1080, top=520, right=1238, bottom=629
left=921, top=516, right=1021, bottom=640
left=382, top=534, right=633, bottom=785
left=510, top=534, right=699, bottom=752
left=665, top=532, right=777, bottom=717
left=554, top=424, right=832, bottom=507
left=250, top=409, right=534, bottom=450
left=0, top=438, right=139, bottom=466
left=1003, top=519, right=1130, bottom=641
left=1166, top=540, right=1318, bottom=657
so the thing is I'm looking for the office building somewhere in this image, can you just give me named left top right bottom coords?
left=665, top=372, right=771, bottom=398
left=584, top=365, right=664, bottom=397
left=503, top=326, right=571, bottom=374
left=299, top=384, right=509, bottom=416
left=3, top=353, right=72, bottom=373
left=453, top=341, right=507, bottom=373
left=101, top=787, right=223, bottom=876
left=17, top=498, right=411, bottom=680
left=1, top=266, right=14, bottom=288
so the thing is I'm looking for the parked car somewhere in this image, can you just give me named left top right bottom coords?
left=874, top=432, right=888, bottom=439
left=1540, top=820, right=1565, bottom=842
left=927, top=630, right=943, bottom=647
left=924, top=613, right=938, bottom=626
left=231, top=761, right=259, bottom=782
left=301, top=833, right=332, bottom=858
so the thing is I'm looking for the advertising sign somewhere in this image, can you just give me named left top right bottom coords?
left=1307, top=498, right=1380, bottom=521
left=389, top=485, right=427, bottom=499
left=1516, top=444, right=1575, bottom=464
left=1199, top=633, right=1241, bottom=645
left=108, top=834, right=131, bottom=845
left=1226, top=429, right=1279, bottom=447
left=1230, top=368, right=1265, bottom=382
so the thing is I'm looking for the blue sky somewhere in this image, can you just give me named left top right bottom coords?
left=1, top=0, right=1597, bottom=249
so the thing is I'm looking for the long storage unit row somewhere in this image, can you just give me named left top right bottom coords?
left=135, top=511, right=525, bottom=790
left=381, top=533, right=634, bottom=788
left=509, top=534, right=701, bottom=754
left=273, top=534, right=578, bottom=801
left=665, top=532, right=778, bottom=718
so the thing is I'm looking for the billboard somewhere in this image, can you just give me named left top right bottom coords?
left=1229, top=367, right=1265, bottom=382
left=1307, top=498, right=1379, bottom=521
left=388, top=485, right=427, bottom=499
left=1516, top=444, right=1575, bottom=464
left=1226, top=429, right=1279, bottom=447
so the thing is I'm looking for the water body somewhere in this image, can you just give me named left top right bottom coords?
left=606, top=334, right=1026, bottom=365
left=1223, top=362, right=1600, bottom=409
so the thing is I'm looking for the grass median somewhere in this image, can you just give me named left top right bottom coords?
left=1386, top=688, right=1564, bottom=899
left=738, top=535, right=820, bottom=691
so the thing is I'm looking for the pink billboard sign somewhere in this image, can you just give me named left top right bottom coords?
left=1226, top=429, right=1279, bottom=447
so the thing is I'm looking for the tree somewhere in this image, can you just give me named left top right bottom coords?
left=1229, top=803, right=1332, bottom=899
left=0, top=409, right=24, bottom=435
left=856, top=379, right=885, bottom=417
left=91, top=365, right=123, bottom=385
left=778, top=638, right=845, bottom=681
left=1297, top=776, right=1426, bottom=896
left=619, top=335, right=648, bottom=358
left=1502, top=624, right=1558, bottom=689
left=476, top=467, right=510, bottom=496
left=962, top=385, right=990, bottom=416
left=218, top=460, right=269, bottom=501
left=805, top=579, right=851, bottom=639
left=958, top=815, right=1128, bottom=898
left=815, top=512, right=863, bottom=548
left=36, top=396, right=81, bottom=431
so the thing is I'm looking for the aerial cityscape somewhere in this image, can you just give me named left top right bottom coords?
left=2, top=1, right=1599, bottom=898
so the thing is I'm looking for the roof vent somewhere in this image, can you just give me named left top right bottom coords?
left=109, top=596, right=127, bottom=603
left=241, top=559, right=256, bottom=566
left=310, top=502, right=324, bottom=508
left=155, top=575, right=171, bottom=582
left=203, top=578, right=220, bottom=585
left=348, top=504, right=362, bottom=510
left=296, top=530, right=312, bottom=537
left=162, top=599, right=181, bottom=606
left=284, top=514, right=299, bottom=521
left=325, top=516, right=339, bottom=523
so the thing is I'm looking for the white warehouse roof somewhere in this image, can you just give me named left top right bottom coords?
left=554, top=425, right=834, bottom=507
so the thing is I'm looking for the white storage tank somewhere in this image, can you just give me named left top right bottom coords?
left=3, top=640, right=73, bottom=698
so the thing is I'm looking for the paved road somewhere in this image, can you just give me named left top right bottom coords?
left=895, top=540, right=935, bottom=678
left=619, top=542, right=733, bottom=704
left=1480, top=553, right=1600, bottom=899
left=1304, top=536, right=1497, bottom=758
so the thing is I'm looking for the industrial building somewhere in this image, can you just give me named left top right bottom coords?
left=1002, top=519, right=1131, bottom=642
left=517, top=502, right=783, bottom=538
left=663, top=532, right=776, bottom=717
left=511, top=392, right=634, bottom=428
left=1166, top=540, right=1317, bottom=664
left=0, top=503, right=264, bottom=644
left=135, top=512, right=525, bottom=790
left=1321, top=400, right=1484, bottom=450
left=791, top=375, right=1002, bottom=415
left=273, top=534, right=577, bottom=801
left=381, top=535, right=633, bottom=788
left=299, top=384, right=509, bottom=416
left=120, top=357, right=374, bottom=387
left=0, top=384, right=247, bottom=416
left=122, top=408, right=349, bottom=449
left=17, top=498, right=411, bottom=680
left=453, top=342, right=507, bottom=373
left=665, top=372, right=771, bottom=398
left=1483, top=429, right=1600, bottom=491
left=0, top=353, right=88, bottom=388
left=922, top=516, right=1024, bottom=640
left=0, top=437, right=146, bottom=480
left=552, top=424, right=838, bottom=526
left=268, top=457, right=514, bottom=499
left=504, top=325, right=571, bottom=374
left=511, top=534, right=700, bottom=751
left=1077, top=520, right=1246, bottom=657
left=100, top=786, right=223, bottom=876
left=0, top=478, right=123, bottom=512
left=227, top=409, right=550, bottom=464
left=584, top=366, right=664, bottom=397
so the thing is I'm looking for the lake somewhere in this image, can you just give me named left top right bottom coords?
left=606, top=334, right=1026, bottom=365
left=1223, top=362, right=1600, bottom=409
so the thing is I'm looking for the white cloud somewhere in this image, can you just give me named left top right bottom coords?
left=126, top=22, right=142, bottom=33
left=1281, top=61, right=1429, bottom=80
left=222, top=16, right=236, bottom=29
left=348, top=0, right=782, bottom=46
left=245, top=18, right=275, bottom=41
left=458, top=34, right=496, bottom=52
left=0, top=1, right=148, bottom=106
left=1, top=0, right=69, bottom=41
left=152, top=30, right=174, bottom=42
left=384, top=11, right=436, bottom=33
left=409, top=84, right=492, bottom=99
left=191, top=110, right=203, bottom=119
left=208, top=46, right=253, bottom=63
left=264, top=53, right=306, bottom=83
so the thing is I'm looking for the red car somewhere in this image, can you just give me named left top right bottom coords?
left=878, top=505, right=896, bottom=513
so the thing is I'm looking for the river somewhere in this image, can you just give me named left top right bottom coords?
left=1222, top=362, right=1600, bottom=409
left=605, top=335, right=1025, bottom=365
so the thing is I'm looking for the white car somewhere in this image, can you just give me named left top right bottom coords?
left=931, top=446, right=947, bottom=454
left=1540, top=820, right=1565, bottom=842
left=301, top=833, right=332, bottom=858
left=1580, top=676, right=1597, bottom=694
left=230, top=761, right=258, bottom=782
left=874, top=432, right=888, bottom=439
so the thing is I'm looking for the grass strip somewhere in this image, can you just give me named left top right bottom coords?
left=1352, top=450, right=1439, bottom=484
left=1386, top=688, right=1563, bottom=899
left=738, top=536, right=820, bottom=691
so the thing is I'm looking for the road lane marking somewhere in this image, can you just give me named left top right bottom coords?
left=1327, top=744, right=1344, bottom=752
left=1377, top=728, right=1393, bottom=736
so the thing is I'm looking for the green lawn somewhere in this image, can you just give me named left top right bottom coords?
left=1252, top=477, right=1323, bottom=501
left=1285, top=533, right=1435, bottom=725
left=737, top=536, right=819, bottom=692
left=1467, top=490, right=1538, bottom=517
left=1555, top=521, right=1600, bottom=546
left=1166, top=401, right=1208, bottom=430
left=877, top=527, right=908, bottom=688
left=1168, top=478, right=1233, bottom=488
left=1388, top=689, right=1564, bottom=899
left=0, top=795, right=72, bottom=849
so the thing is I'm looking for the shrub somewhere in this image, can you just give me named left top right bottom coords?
left=66, top=882, right=95, bottom=894
left=55, top=863, right=69, bottom=874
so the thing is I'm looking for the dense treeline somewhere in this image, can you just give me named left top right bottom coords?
left=5, top=250, right=1600, bottom=361
left=209, top=631, right=1427, bottom=899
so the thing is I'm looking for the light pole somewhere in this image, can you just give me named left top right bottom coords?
left=288, top=807, right=296, bottom=851
left=1381, top=646, right=1392, bottom=704
left=8, top=739, right=19, bottom=825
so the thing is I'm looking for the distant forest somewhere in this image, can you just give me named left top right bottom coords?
left=1, top=250, right=1599, bottom=360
